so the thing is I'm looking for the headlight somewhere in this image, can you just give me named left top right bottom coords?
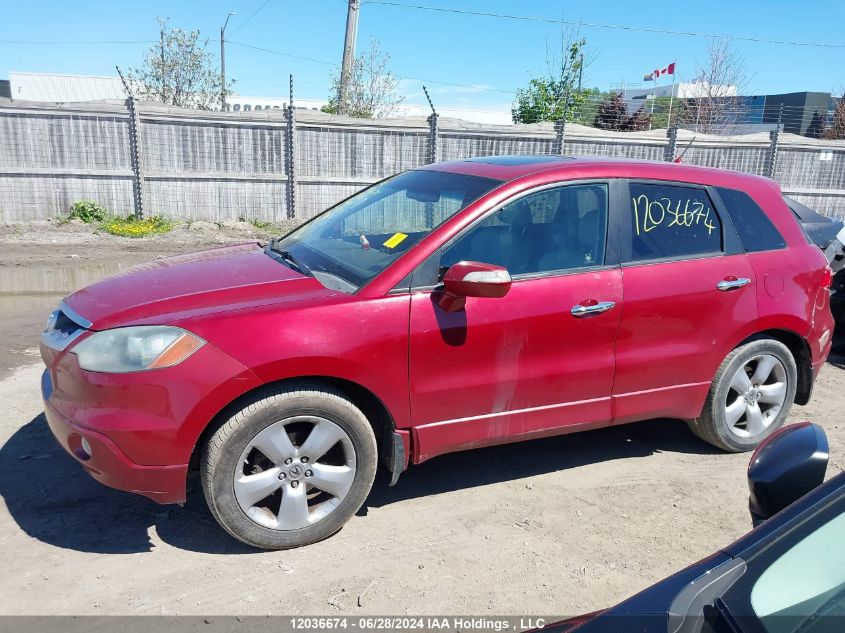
left=72, top=326, right=205, bottom=373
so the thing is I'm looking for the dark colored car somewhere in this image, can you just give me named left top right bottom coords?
left=543, top=422, right=842, bottom=633
left=784, top=196, right=845, bottom=324
left=831, top=268, right=845, bottom=325
left=40, top=156, right=837, bottom=549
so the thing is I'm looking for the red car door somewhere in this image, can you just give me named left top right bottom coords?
left=407, top=182, right=623, bottom=462
left=612, top=180, right=757, bottom=424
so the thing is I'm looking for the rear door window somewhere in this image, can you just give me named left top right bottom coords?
left=626, top=182, right=723, bottom=262
left=716, top=187, right=787, bottom=252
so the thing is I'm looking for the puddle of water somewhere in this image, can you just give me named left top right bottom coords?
left=0, top=293, right=64, bottom=380
left=0, top=261, right=127, bottom=296
left=0, top=261, right=128, bottom=380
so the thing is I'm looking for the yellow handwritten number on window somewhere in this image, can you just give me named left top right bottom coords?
left=632, top=195, right=716, bottom=236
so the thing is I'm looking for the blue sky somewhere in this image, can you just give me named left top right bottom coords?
left=2, top=0, right=843, bottom=116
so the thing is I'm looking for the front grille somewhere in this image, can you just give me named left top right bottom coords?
left=52, top=310, right=81, bottom=337
left=42, top=303, right=89, bottom=351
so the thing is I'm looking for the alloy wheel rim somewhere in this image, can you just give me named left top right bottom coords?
left=233, top=416, right=357, bottom=530
left=724, top=354, right=788, bottom=439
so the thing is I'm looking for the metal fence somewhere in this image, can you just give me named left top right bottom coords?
left=1, top=97, right=844, bottom=224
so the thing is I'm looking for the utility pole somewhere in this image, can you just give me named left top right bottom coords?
left=649, top=74, right=659, bottom=130
left=159, top=18, right=168, bottom=103
left=578, top=53, right=583, bottom=91
left=337, top=0, right=360, bottom=115
left=220, top=12, right=235, bottom=111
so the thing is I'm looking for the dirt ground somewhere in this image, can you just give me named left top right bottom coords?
left=1, top=221, right=843, bottom=617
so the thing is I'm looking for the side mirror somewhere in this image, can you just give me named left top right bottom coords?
left=747, top=422, right=828, bottom=527
left=438, top=261, right=512, bottom=312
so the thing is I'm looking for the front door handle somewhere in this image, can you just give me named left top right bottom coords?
left=717, top=277, right=752, bottom=291
left=570, top=301, right=616, bottom=317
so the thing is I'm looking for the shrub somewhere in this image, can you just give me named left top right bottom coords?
left=68, top=200, right=108, bottom=223
left=100, top=215, right=174, bottom=238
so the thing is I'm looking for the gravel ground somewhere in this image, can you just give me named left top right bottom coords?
left=1, top=221, right=843, bottom=617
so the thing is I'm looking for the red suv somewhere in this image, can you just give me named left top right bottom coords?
left=40, top=156, right=835, bottom=549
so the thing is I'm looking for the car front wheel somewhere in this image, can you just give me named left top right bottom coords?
left=688, top=338, right=798, bottom=452
left=201, top=382, right=377, bottom=549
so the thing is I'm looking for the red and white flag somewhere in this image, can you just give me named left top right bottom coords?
left=644, top=62, right=676, bottom=81
left=654, top=62, right=676, bottom=78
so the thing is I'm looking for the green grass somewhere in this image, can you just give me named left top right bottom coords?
left=100, top=215, right=174, bottom=238
left=241, top=217, right=273, bottom=230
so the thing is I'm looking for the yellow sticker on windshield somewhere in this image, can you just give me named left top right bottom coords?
left=383, top=232, right=408, bottom=249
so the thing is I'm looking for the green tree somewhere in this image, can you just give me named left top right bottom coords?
left=129, top=18, right=232, bottom=110
left=512, top=28, right=593, bottom=124
left=648, top=96, right=685, bottom=129
left=512, top=79, right=606, bottom=124
left=322, top=38, right=404, bottom=118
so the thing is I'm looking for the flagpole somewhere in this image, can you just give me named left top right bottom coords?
left=667, top=61, right=676, bottom=129
left=650, top=74, right=658, bottom=130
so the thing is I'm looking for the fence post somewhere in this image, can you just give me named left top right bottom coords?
left=766, top=105, right=783, bottom=179
left=125, top=96, right=147, bottom=219
left=285, top=75, right=297, bottom=220
left=426, top=112, right=439, bottom=164
left=664, top=124, right=679, bottom=162
left=553, top=119, right=567, bottom=155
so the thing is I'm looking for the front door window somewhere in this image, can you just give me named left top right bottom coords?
left=440, top=183, right=609, bottom=276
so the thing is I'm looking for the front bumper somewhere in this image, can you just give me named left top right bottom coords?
left=39, top=332, right=262, bottom=505
left=43, top=374, right=188, bottom=503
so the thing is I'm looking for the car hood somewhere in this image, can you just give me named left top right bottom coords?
left=64, top=243, right=334, bottom=330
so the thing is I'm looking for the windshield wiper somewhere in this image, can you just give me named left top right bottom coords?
left=266, top=239, right=312, bottom=276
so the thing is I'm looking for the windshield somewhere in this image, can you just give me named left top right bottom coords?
left=271, top=170, right=501, bottom=291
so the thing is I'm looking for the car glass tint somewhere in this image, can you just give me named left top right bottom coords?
left=441, top=183, right=608, bottom=276
left=627, top=182, right=723, bottom=262
left=716, top=187, right=786, bottom=252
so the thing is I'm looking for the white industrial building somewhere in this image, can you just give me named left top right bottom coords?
left=623, top=80, right=738, bottom=101
left=3, top=72, right=512, bottom=123
left=7, top=72, right=126, bottom=102
left=5, top=72, right=327, bottom=112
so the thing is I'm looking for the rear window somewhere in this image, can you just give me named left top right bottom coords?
left=627, top=182, right=723, bottom=262
left=716, top=187, right=787, bottom=252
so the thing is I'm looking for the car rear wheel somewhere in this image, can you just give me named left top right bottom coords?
left=688, top=338, right=797, bottom=452
left=201, top=382, right=377, bottom=550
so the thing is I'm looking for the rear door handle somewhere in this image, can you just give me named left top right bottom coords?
left=717, top=277, right=752, bottom=291
left=570, top=301, right=616, bottom=317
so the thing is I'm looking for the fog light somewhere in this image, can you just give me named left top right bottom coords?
left=80, top=437, right=92, bottom=459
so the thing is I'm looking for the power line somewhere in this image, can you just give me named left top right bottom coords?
left=228, top=41, right=337, bottom=66
left=230, top=0, right=274, bottom=35
left=363, top=1, right=845, bottom=49
left=227, top=40, right=518, bottom=94
left=0, top=39, right=157, bottom=45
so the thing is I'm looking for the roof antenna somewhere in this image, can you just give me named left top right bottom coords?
left=674, top=135, right=697, bottom=163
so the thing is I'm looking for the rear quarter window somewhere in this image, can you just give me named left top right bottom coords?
left=716, top=187, right=787, bottom=252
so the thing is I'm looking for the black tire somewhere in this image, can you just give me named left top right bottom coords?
left=201, top=382, right=377, bottom=550
left=688, top=338, right=798, bottom=452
